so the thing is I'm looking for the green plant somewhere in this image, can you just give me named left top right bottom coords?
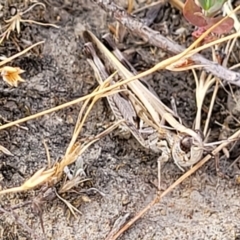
left=183, top=0, right=234, bottom=38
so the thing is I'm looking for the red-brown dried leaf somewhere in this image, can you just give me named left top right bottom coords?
left=183, top=0, right=207, bottom=27
left=206, top=16, right=234, bottom=34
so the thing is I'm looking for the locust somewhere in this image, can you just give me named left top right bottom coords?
left=82, top=30, right=203, bottom=174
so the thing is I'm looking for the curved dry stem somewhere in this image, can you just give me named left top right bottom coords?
left=21, top=19, right=60, bottom=28
left=55, top=189, right=82, bottom=218
left=21, top=2, right=46, bottom=15
left=0, top=81, right=124, bottom=195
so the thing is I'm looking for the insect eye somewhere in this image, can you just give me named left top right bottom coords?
left=83, top=44, right=93, bottom=59
left=180, top=136, right=192, bottom=152
left=9, top=6, right=17, bottom=16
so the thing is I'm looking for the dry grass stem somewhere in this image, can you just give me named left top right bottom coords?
left=0, top=40, right=44, bottom=156
left=0, top=7, right=238, bottom=191
left=193, top=71, right=215, bottom=132
left=0, top=19, right=239, bottom=193
left=54, top=190, right=82, bottom=218
left=127, top=0, right=134, bottom=13
left=0, top=2, right=59, bottom=45
left=203, top=80, right=219, bottom=136
left=0, top=17, right=238, bottom=130
left=0, top=73, right=124, bottom=194
left=96, top=1, right=240, bottom=85
left=59, top=177, right=92, bottom=194
left=0, top=4, right=240, bottom=238
left=93, top=2, right=240, bottom=238
left=0, top=40, right=44, bottom=67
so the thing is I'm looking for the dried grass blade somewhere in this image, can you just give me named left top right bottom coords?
left=0, top=41, right=44, bottom=67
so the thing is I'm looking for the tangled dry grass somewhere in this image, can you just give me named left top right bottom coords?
left=0, top=0, right=240, bottom=238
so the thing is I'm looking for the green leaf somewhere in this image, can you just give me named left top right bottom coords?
left=205, top=0, right=227, bottom=16
left=197, top=0, right=212, bottom=10
left=196, top=0, right=228, bottom=16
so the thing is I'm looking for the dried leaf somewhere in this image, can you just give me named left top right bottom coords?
left=183, top=0, right=234, bottom=34
left=1, top=66, right=25, bottom=87
left=183, top=0, right=207, bottom=27
left=207, top=16, right=234, bottom=34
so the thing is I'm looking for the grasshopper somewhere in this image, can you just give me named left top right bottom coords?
left=82, top=30, right=203, bottom=171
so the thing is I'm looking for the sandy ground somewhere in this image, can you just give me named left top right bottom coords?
left=0, top=0, right=240, bottom=239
